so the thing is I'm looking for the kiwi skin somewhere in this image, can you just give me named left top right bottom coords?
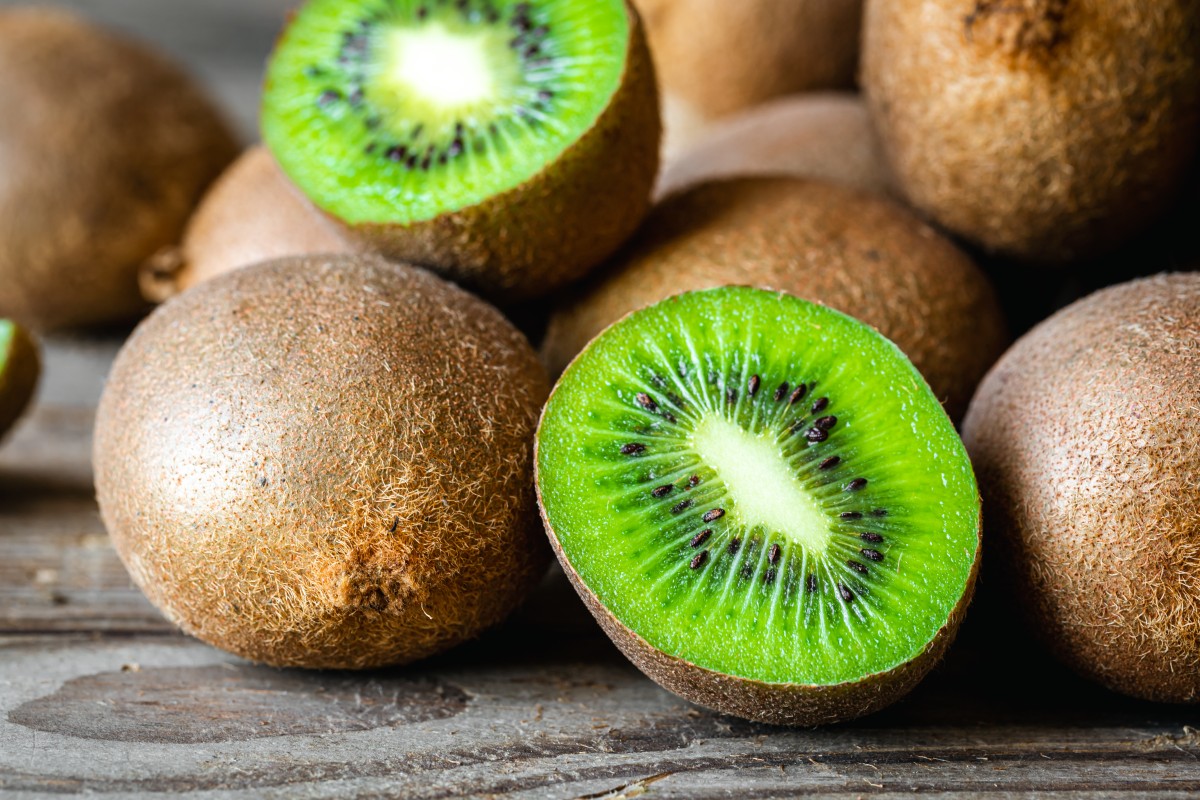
left=140, top=147, right=351, bottom=303
left=0, top=323, right=40, bottom=442
left=95, top=255, right=550, bottom=669
left=963, top=274, right=1200, bottom=704
left=862, top=0, right=1200, bottom=263
left=543, top=178, right=1008, bottom=422
left=657, top=93, right=894, bottom=200
left=637, top=0, right=862, bottom=121
left=535, top=311, right=982, bottom=726
left=0, top=8, right=239, bottom=331
left=303, top=2, right=660, bottom=304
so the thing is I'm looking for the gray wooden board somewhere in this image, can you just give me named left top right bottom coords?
left=2, top=0, right=1200, bottom=795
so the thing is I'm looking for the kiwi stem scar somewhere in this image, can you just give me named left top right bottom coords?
left=690, top=414, right=832, bottom=555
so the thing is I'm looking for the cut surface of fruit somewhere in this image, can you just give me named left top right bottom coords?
left=263, top=0, right=630, bottom=225
left=537, top=288, right=980, bottom=688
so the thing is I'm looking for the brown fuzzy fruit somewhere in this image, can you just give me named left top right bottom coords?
left=543, top=178, right=1007, bottom=421
left=0, top=8, right=239, bottom=330
left=637, top=0, right=862, bottom=122
left=658, top=93, right=893, bottom=199
left=0, top=321, right=40, bottom=442
left=862, top=0, right=1200, bottom=263
left=140, top=147, right=352, bottom=303
left=95, top=255, right=550, bottom=669
left=962, top=274, right=1200, bottom=703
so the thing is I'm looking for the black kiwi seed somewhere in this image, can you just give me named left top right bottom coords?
left=842, top=511, right=864, bottom=520
left=872, top=509, right=889, bottom=517
left=702, top=508, right=726, bottom=523
left=861, top=549, right=885, bottom=562
left=690, top=551, right=709, bottom=570
left=728, top=538, right=741, bottom=554
left=620, top=443, right=645, bottom=455
left=819, top=456, right=841, bottom=470
left=768, top=543, right=781, bottom=564
left=789, top=384, right=808, bottom=404
left=726, top=387, right=738, bottom=404
left=764, top=568, right=777, bottom=585
left=688, top=475, right=701, bottom=488
left=672, top=499, right=694, bottom=514
left=861, top=532, right=884, bottom=543
left=774, top=382, right=789, bottom=402
left=806, top=574, right=818, bottom=593
left=838, top=584, right=855, bottom=603
left=652, top=484, right=674, bottom=498
left=318, top=89, right=341, bottom=106
left=805, top=427, right=829, bottom=443
left=691, top=529, right=712, bottom=548
left=748, top=375, right=761, bottom=397
left=847, top=560, right=869, bottom=575
left=636, top=392, right=657, bottom=411
left=814, top=415, right=838, bottom=431
left=846, top=478, right=869, bottom=492
left=811, top=397, right=830, bottom=414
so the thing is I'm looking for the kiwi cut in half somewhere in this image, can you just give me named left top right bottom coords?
left=262, top=0, right=660, bottom=302
left=536, top=287, right=981, bottom=725
left=543, top=178, right=1008, bottom=423
left=96, top=255, right=550, bottom=669
left=140, top=147, right=352, bottom=302
left=0, top=321, right=40, bottom=442
left=0, top=8, right=238, bottom=331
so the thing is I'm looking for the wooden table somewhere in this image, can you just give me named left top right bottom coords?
left=2, top=2, right=1199, bottom=797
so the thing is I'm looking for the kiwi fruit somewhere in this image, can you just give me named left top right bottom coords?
left=0, top=7, right=239, bottom=331
left=637, top=0, right=862, bottom=124
left=140, top=147, right=352, bottom=302
left=261, top=0, right=660, bottom=302
left=94, top=254, right=550, bottom=669
left=543, top=178, right=1008, bottom=422
left=862, top=0, right=1200, bottom=263
left=657, top=93, right=893, bottom=199
left=536, top=286, right=981, bottom=725
left=963, top=274, right=1200, bottom=703
left=0, top=321, right=40, bottom=443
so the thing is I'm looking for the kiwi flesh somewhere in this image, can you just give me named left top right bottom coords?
left=262, top=0, right=660, bottom=302
left=0, top=321, right=40, bottom=442
left=537, top=287, right=981, bottom=725
left=140, top=147, right=352, bottom=302
left=862, top=0, right=1200, bottom=263
left=0, top=7, right=239, bottom=331
left=963, top=274, right=1200, bottom=703
left=94, top=255, right=550, bottom=669
left=543, top=178, right=1008, bottom=422
left=637, top=0, right=862, bottom=122
left=657, top=93, right=894, bottom=199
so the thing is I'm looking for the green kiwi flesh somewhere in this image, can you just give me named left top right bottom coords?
left=262, top=0, right=659, bottom=301
left=95, top=255, right=550, bottom=669
left=536, top=287, right=981, bottom=724
left=0, top=320, right=40, bottom=441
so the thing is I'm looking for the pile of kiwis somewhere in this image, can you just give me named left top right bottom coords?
left=0, top=0, right=1189, bottom=726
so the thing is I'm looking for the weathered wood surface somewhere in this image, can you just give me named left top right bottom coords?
left=3, top=1, right=1200, bottom=797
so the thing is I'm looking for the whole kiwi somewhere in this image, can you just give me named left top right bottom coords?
left=638, top=0, right=862, bottom=123
left=963, top=274, right=1200, bottom=703
left=862, top=0, right=1200, bottom=263
left=543, top=178, right=1007, bottom=422
left=95, top=255, right=550, bottom=669
left=0, top=8, right=239, bottom=330
left=0, top=321, right=40, bottom=442
left=657, top=93, right=893, bottom=199
left=140, top=147, right=351, bottom=302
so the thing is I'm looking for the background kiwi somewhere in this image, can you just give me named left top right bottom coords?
left=537, top=287, right=982, bottom=725
left=657, top=93, right=893, bottom=199
left=95, top=254, right=550, bottom=669
left=0, top=7, right=239, bottom=331
left=963, top=274, right=1200, bottom=704
left=0, top=321, right=40, bottom=443
left=637, top=0, right=862, bottom=155
left=862, top=0, right=1200, bottom=263
left=262, top=0, right=660, bottom=303
left=543, top=178, right=1008, bottom=422
left=140, top=146, right=352, bottom=302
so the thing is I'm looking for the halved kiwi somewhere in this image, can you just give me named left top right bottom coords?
left=0, top=8, right=238, bottom=331
left=536, top=287, right=981, bottom=725
left=262, top=0, right=660, bottom=301
left=0, top=321, right=40, bottom=442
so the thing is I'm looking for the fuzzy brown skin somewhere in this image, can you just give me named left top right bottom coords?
left=0, top=323, right=40, bottom=442
left=141, top=147, right=351, bottom=303
left=963, top=274, right=1200, bottom=704
left=543, top=178, right=1007, bottom=422
left=637, top=0, right=862, bottom=121
left=657, top=94, right=894, bottom=200
left=862, top=0, right=1200, bottom=263
left=94, top=255, right=550, bottom=669
left=536, top=373, right=982, bottom=726
left=0, top=8, right=239, bottom=331
left=325, top=3, right=660, bottom=304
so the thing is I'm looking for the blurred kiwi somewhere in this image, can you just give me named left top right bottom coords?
left=0, top=321, right=39, bottom=442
